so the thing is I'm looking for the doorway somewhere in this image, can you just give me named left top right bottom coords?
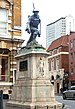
left=57, top=83, right=59, bottom=94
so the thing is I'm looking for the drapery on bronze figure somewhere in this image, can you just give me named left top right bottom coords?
left=25, top=10, right=41, bottom=45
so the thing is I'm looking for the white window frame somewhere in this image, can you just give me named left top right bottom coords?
left=0, top=8, right=8, bottom=35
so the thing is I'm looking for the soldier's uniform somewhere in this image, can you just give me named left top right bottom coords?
left=26, top=10, right=41, bottom=44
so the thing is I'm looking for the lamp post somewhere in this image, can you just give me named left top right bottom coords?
left=63, top=73, right=69, bottom=91
left=10, top=1, right=14, bottom=83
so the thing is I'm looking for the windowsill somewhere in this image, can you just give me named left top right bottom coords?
left=0, top=33, right=7, bottom=36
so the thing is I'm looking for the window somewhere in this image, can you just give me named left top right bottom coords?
left=14, top=70, right=16, bottom=81
left=74, top=67, right=75, bottom=73
left=70, top=41, right=73, bottom=48
left=70, top=53, right=73, bottom=59
left=74, top=39, right=75, bottom=47
left=71, top=67, right=73, bottom=74
left=48, top=60, right=51, bottom=71
left=0, top=8, right=8, bottom=34
left=56, top=57, right=60, bottom=70
left=56, top=75, right=60, bottom=79
left=57, top=47, right=62, bottom=53
left=0, top=59, right=9, bottom=81
left=51, top=58, right=54, bottom=70
left=74, top=52, right=75, bottom=60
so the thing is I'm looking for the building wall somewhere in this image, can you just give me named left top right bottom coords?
left=13, top=0, right=21, bottom=26
left=60, top=54, right=69, bottom=72
left=48, top=36, right=69, bottom=93
left=69, top=32, right=75, bottom=86
left=8, top=0, right=21, bottom=38
left=0, top=0, right=24, bottom=93
left=46, top=16, right=75, bottom=48
left=48, top=49, right=69, bottom=93
left=46, top=23, right=55, bottom=48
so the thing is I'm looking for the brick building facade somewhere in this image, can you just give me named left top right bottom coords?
left=69, top=32, right=75, bottom=86
left=0, top=0, right=24, bottom=94
left=47, top=35, right=69, bottom=93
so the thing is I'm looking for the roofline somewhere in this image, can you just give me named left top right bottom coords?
left=70, top=31, right=75, bottom=34
left=47, top=35, right=69, bottom=51
left=47, top=45, right=68, bottom=51
left=51, top=35, right=68, bottom=44
left=47, top=17, right=65, bottom=26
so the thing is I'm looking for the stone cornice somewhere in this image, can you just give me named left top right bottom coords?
left=48, top=52, right=69, bottom=58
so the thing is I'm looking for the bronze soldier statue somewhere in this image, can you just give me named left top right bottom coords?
left=25, top=10, right=41, bottom=45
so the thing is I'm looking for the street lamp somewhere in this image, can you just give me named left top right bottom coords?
left=63, top=73, right=69, bottom=91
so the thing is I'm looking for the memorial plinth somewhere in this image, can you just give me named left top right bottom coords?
left=6, top=41, right=63, bottom=109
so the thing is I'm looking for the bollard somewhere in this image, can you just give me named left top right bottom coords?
left=0, top=90, right=3, bottom=109
left=54, top=105, right=56, bottom=109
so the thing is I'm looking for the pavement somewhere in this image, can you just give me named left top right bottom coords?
left=3, top=94, right=63, bottom=109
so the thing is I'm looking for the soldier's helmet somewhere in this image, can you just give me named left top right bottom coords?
left=33, top=10, right=39, bottom=13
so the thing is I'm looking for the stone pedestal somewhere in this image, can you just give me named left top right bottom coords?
left=6, top=41, right=63, bottom=109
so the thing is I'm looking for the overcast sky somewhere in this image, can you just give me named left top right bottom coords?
left=22, top=0, right=75, bottom=47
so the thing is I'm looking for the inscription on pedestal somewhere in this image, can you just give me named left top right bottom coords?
left=19, top=60, right=28, bottom=71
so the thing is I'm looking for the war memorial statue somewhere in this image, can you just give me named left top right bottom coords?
left=25, top=9, right=41, bottom=45
left=6, top=5, right=64, bottom=109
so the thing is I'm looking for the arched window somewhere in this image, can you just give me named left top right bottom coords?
left=56, top=74, right=60, bottom=79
